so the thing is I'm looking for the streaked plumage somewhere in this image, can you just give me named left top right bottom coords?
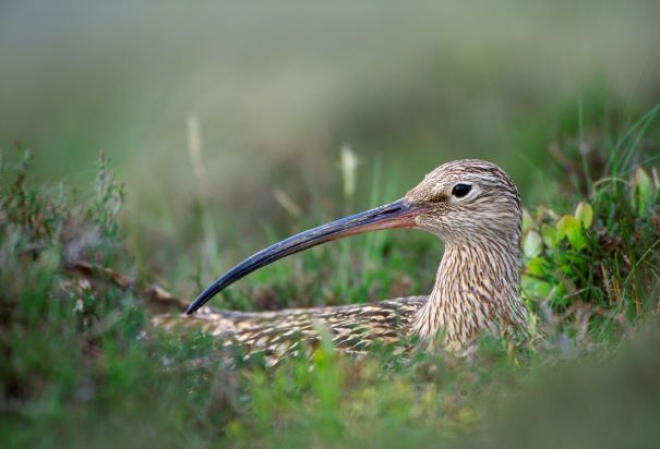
left=155, top=297, right=427, bottom=363
left=154, top=159, right=529, bottom=362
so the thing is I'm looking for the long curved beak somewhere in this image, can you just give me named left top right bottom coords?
left=186, top=199, right=424, bottom=315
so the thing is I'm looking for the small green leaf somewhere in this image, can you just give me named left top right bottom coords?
left=522, top=208, right=535, bottom=233
left=574, top=202, right=593, bottom=228
left=523, top=230, right=543, bottom=258
left=631, top=167, right=654, bottom=217
left=556, top=215, right=586, bottom=250
left=556, top=215, right=577, bottom=239
left=526, top=257, right=549, bottom=277
left=522, top=276, right=554, bottom=299
left=541, top=224, right=557, bottom=249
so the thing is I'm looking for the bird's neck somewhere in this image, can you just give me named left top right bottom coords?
left=411, top=238, right=528, bottom=347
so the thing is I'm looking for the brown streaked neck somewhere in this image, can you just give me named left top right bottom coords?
left=411, top=234, right=527, bottom=346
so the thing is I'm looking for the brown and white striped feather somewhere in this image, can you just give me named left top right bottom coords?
left=153, top=296, right=428, bottom=362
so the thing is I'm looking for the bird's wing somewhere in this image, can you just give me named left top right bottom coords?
left=153, top=296, right=428, bottom=362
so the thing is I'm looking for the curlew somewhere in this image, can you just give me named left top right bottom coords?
left=157, top=159, right=528, bottom=361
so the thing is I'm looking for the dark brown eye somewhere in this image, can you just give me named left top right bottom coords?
left=451, top=183, right=472, bottom=198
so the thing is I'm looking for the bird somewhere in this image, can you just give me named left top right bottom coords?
left=154, top=159, right=529, bottom=362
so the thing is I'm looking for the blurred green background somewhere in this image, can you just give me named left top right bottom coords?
left=1, top=0, right=659, bottom=270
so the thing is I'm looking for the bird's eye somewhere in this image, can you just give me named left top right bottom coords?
left=451, top=183, right=472, bottom=198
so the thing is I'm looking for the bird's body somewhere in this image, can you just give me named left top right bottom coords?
left=156, top=296, right=428, bottom=362
left=156, top=159, right=529, bottom=362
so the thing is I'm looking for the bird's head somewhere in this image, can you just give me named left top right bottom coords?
left=186, top=159, right=521, bottom=315
left=405, top=159, right=522, bottom=244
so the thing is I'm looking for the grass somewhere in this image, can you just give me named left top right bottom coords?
left=1, top=103, right=660, bottom=448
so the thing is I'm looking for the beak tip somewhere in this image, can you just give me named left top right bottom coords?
left=185, top=302, right=200, bottom=315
